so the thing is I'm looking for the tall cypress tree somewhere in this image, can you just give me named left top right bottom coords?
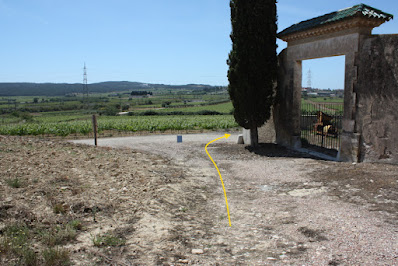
left=227, top=0, right=277, bottom=147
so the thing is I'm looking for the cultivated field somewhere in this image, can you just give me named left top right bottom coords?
left=0, top=114, right=238, bottom=137
left=0, top=90, right=237, bottom=138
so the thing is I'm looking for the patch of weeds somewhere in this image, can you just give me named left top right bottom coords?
left=92, top=206, right=97, bottom=222
left=68, top=219, right=83, bottom=231
left=1, top=221, right=76, bottom=265
left=0, top=236, right=11, bottom=254
left=0, top=223, right=38, bottom=265
left=21, top=247, right=38, bottom=266
left=2, top=223, right=30, bottom=247
left=38, top=225, right=77, bottom=247
left=92, top=233, right=126, bottom=247
left=53, top=203, right=66, bottom=214
left=179, top=206, right=188, bottom=212
left=42, top=247, right=70, bottom=266
left=89, top=206, right=100, bottom=222
left=6, top=177, right=22, bottom=188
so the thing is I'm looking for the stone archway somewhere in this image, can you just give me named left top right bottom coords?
left=273, top=4, right=397, bottom=163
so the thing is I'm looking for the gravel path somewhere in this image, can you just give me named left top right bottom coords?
left=73, top=132, right=241, bottom=164
left=72, top=132, right=398, bottom=265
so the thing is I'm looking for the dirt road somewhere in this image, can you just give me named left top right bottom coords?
left=1, top=134, right=396, bottom=265
left=72, top=133, right=398, bottom=265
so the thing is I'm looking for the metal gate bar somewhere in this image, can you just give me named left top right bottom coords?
left=301, top=102, right=343, bottom=152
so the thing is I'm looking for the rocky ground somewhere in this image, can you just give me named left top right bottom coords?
left=1, top=134, right=397, bottom=265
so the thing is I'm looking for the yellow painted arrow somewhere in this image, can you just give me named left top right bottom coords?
left=205, top=133, right=232, bottom=227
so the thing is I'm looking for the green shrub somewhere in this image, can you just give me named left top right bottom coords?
left=92, top=233, right=125, bottom=247
left=6, top=177, right=22, bottom=188
left=102, top=106, right=119, bottom=116
left=142, top=110, right=158, bottom=116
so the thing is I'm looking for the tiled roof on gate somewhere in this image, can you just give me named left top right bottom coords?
left=278, top=4, right=393, bottom=39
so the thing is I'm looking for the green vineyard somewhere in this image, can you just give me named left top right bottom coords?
left=0, top=115, right=239, bottom=137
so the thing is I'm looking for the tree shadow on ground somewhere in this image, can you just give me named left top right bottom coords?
left=245, top=143, right=327, bottom=160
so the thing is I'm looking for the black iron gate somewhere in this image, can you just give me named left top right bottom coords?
left=301, top=102, right=343, bottom=153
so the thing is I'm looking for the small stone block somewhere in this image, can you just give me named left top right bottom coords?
left=191, top=248, right=204, bottom=254
left=237, top=134, right=244, bottom=144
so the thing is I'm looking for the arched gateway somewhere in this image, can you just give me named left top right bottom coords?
left=273, top=4, right=398, bottom=163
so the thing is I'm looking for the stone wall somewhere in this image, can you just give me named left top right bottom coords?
left=273, top=49, right=302, bottom=148
left=355, top=35, right=398, bottom=163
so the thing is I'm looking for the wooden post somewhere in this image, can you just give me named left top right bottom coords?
left=92, top=115, right=98, bottom=146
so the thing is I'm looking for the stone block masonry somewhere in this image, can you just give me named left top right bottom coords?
left=355, top=35, right=398, bottom=163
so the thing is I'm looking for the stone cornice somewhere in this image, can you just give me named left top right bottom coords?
left=278, top=17, right=384, bottom=43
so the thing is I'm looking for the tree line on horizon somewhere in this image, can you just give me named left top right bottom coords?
left=0, top=81, right=219, bottom=97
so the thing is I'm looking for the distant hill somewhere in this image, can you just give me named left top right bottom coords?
left=0, top=81, right=217, bottom=96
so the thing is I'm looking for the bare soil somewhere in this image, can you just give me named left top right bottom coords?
left=1, top=134, right=397, bottom=265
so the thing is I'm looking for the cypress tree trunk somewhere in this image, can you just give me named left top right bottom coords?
left=250, top=127, right=259, bottom=147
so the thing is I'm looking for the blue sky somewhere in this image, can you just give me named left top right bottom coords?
left=0, top=0, right=396, bottom=89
